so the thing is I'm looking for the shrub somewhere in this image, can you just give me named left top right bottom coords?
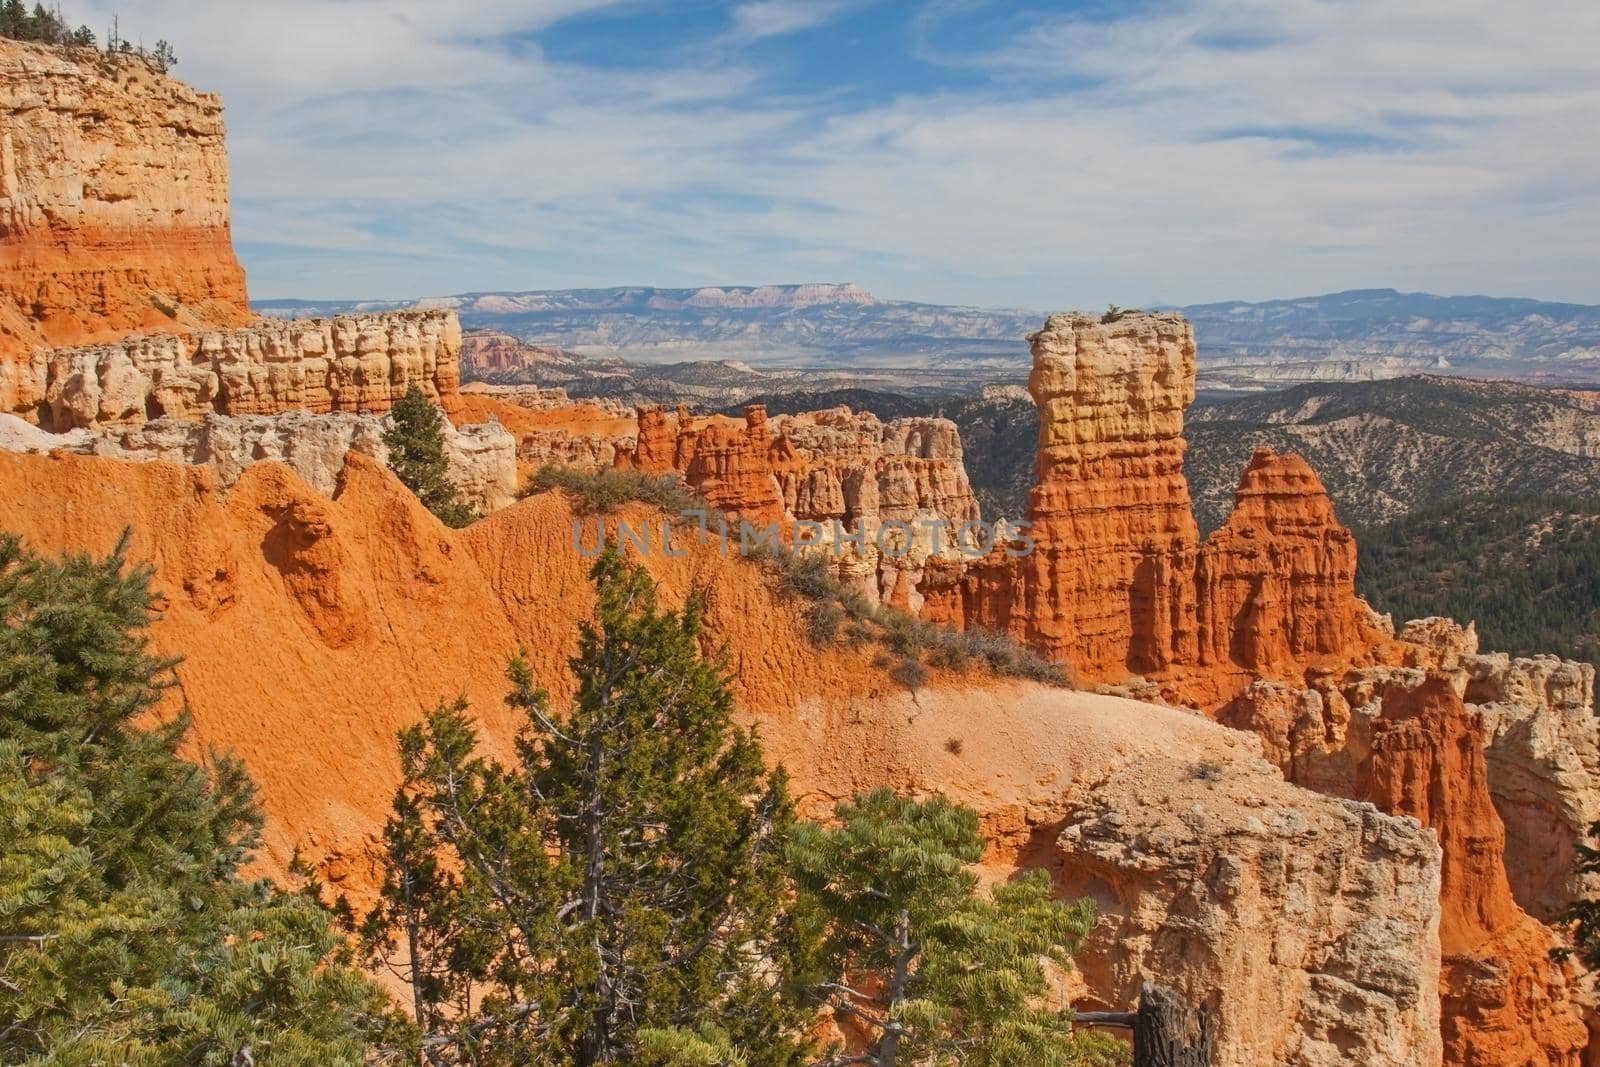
left=757, top=545, right=1073, bottom=687
left=775, top=552, right=841, bottom=601
left=525, top=463, right=705, bottom=516
left=889, top=655, right=929, bottom=690
left=805, top=600, right=844, bottom=645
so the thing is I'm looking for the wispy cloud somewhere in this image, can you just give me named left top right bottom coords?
left=73, top=0, right=1600, bottom=308
left=724, top=0, right=858, bottom=42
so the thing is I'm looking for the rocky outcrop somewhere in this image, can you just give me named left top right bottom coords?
left=627, top=404, right=680, bottom=473
left=1221, top=665, right=1591, bottom=1063
left=0, top=40, right=251, bottom=417
left=756, top=406, right=982, bottom=609
left=947, top=312, right=1386, bottom=696
left=35, top=310, right=463, bottom=431
left=0, top=407, right=516, bottom=513
left=513, top=400, right=981, bottom=607
left=459, top=331, right=578, bottom=376
left=1195, top=448, right=1374, bottom=677
left=1059, top=758, right=1442, bottom=1066
left=1469, top=655, right=1600, bottom=920
left=459, top=381, right=578, bottom=410
left=1393, top=620, right=1600, bottom=923
left=1364, top=674, right=1587, bottom=1066
left=667, top=404, right=789, bottom=525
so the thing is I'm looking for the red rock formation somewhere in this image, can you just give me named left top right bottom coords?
left=949, top=314, right=1383, bottom=695
left=0, top=41, right=251, bottom=418
left=1362, top=673, right=1587, bottom=1066
left=674, top=404, right=787, bottom=525
left=1195, top=448, right=1372, bottom=676
left=459, top=331, right=577, bottom=375
left=962, top=312, right=1201, bottom=682
left=618, top=404, right=678, bottom=473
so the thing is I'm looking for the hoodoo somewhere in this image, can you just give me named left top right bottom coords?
left=1194, top=447, right=1375, bottom=680
left=964, top=312, right=1203, bottom=681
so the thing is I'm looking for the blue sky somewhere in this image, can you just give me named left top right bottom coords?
left=79, top=1, right=1600, bottom=308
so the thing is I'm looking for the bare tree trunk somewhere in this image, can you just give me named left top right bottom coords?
left=578, top=719, right=609, bottom=1067
left=1131, top=983, right=1213, bottom=1067
left=876, top=909, right=913, bottom=1066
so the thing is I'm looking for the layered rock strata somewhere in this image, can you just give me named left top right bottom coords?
left=949, top=312, right=1382, bottom=690
left=1194, top=448, right=1373, bottom=678
left=611, top=403, right=983, bottom=609
left=1364, top=674, right=1587, bottom=1066
left=951, top=313, right=1202, bottom=679
left=0, top=408, right=516, bottom=513
left=769, top=406, right=981, bottom=609
left=459, top=331, right=578, bottom=375
left=1058, top=758, right=1442, bottom=1066
left=35, top=310, right=462, bottom=431
left=0, top=40, right=251, bottom=417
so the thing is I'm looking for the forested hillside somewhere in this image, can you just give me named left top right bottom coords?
left=1356, top=495, right=1600, bottom=675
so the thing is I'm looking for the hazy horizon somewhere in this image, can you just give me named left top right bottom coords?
left=249, top=282, right=1599, bottom=314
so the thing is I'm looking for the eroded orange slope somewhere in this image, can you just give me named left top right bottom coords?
left=0, top=449, right=885, bottom=880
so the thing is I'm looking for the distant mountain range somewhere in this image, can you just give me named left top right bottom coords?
left=256, top=284, right=1037, bottom=370
left=1183, top=289, right=1600, bottom=388
left=255, top=285, right=1600, bottom=383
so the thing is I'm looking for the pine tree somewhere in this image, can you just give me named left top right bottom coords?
left=1557, top=821, right=1600, bottom=968
left=0, top=531, right=397, bottom=1062
left=788, top=789, right=1122, bottom=1067
left=362, top=548, right=813, bottom=1064
left=382, top=384, right=476, bottom=528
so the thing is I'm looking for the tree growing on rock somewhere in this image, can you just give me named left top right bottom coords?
left=788, top=789, right=1121, bottom=1067
left=382, top=384, right=476, bottom=528
left=0, top=531, right=396, bottom=1062
left=1557, top=821, right=1600, bottom=968
left=362, top=548, right=813, bottom=1064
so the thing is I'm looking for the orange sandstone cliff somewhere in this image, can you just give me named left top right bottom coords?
left=0, top=40, right=251, bottom=417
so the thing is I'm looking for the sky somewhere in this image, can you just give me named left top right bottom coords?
left=75, top=0, right=1600, bottom=308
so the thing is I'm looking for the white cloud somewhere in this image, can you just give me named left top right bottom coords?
left=724, top=0, right=857, bottom=42
left=74, top=0, right=1600, bottom=308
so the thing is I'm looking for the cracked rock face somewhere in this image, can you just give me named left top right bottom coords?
left=35, top=310, right=464, bottom=431
left=1221, top=660, right=1592, bottom=1064
left=0, top=407, right=516, bottom=514
left=1057, top=749, right=1443, bottom=1067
